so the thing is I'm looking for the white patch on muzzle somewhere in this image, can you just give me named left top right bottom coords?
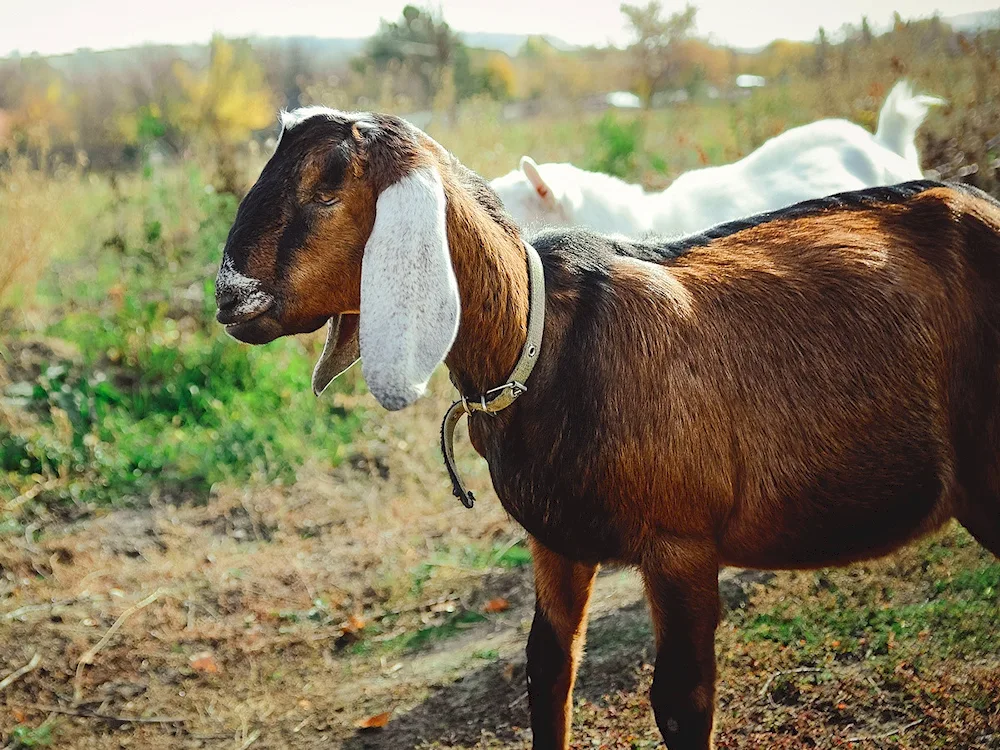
left=216, top=256, right=273, bottom=319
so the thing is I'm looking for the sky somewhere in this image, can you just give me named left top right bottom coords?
left=2, top=0, right=999, bottom=58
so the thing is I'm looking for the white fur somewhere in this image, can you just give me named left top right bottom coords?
left=360, top=166, right=460, bottom=411
left=276, top=106, right=376, bottom=147
left=216, top=255, right=272, bottom=318
left=279, top=105, right=339, bottom=131
left=876, top=81, right=945, bottom=165
left=491, top=81, right=944, bottom=237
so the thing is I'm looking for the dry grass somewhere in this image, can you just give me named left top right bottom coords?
left=0, top=160, right=109, bottom=314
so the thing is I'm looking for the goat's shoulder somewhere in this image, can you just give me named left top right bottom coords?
left=530, top=226, right=687, bottom=277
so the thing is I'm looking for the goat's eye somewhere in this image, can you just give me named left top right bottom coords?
left=315, top=195, right=339, bottom=207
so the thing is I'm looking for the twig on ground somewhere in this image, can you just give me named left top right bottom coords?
left=866, top=675, right=885, bottom=696
left=508, top=691, right=529, bottom=708
left=0, top=652, right=40, bottom=692
left=14, top=704, right=185, bottom=725
left=239, top=494, right=262, bottom=542
left=73, top=590, right=162, bottom=705
left=236, top=729, right=261, bottom=750
left=3, top=597, right=92, bottom=622
left=4, top=479, right=65, bottom=513
left=845, top=718, right=925, bottom=742
left=758, top=667, right=825, bottom=706
left=488, top=535, right=526, bottom=568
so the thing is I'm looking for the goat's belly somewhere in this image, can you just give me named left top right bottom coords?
left=718, top=469, right=955, bottom=570
left=491, top=482, right=632, bottom=563
left=501, top=493, right=629, bottom=563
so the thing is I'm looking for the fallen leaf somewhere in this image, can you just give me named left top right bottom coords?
left=355, top=711, right=391, bottom=729
left=502, top=662, right=516, bottom=683
left=483, top=597, right=509, bottom=613
left=189, top=651, right=220, bottom=674
left=12, top=708, right=26, bottom=722
left=344, top=614, right=366, bottom=633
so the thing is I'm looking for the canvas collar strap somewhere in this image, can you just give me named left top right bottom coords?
left=440, top=240, right=545, bottom=509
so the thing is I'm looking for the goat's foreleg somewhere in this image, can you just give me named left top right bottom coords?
left=526, top=537, right=598, bottom=750
left=642, top=540, right=720, bottom=750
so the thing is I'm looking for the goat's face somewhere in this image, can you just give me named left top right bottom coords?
left=216, top=111, right=376, bottom=346
left=215, top=109, right=461, bottom=411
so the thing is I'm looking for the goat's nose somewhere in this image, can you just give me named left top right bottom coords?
left=215, top=285, right=238, bottom=313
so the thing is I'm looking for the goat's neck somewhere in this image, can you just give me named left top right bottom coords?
left=439, top=170, right=530, bottom=398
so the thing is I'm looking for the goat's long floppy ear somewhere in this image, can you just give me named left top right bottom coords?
left=359, top=166, right=460, bottom=411
left=520, top=156, right=557, bottom=210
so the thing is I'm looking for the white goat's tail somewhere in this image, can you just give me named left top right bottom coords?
left=874, top=80, right=945, bottom=165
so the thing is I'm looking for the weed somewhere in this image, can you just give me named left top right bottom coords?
left=2, top=165, right=364, bottom=508
left=586, top=113, right=643, bottom=178
left=8, top=723, right=53, bottom=748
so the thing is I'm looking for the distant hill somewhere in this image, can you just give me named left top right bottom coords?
left=6, top=32, right=573, bottom=70
left=460, top=32, right=574, bottom=54
left=944, top=9, right=1000, bottom=32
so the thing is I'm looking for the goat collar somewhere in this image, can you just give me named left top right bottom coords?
left=441, top=239, right=546, bottom=509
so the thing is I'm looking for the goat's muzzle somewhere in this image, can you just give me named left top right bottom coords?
left=214, top=263, right=283, bottom=344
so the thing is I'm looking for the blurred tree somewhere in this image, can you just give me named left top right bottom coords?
left=368, top=5, right=463, bottom=106
left=861, top=16, right=874, bottom=46
left=4, top=57, right=74, bottom=162
left=172, top=35, right=274, bottom=144
left=172, top=35, right=274, bottom=193
left=481, top=53, right=516, bottom=100
left=621, top=1, right=698, bottom=107
left=815, top=26, right=830, bottom=75
left=751, top=39, right=813, bottom=79
left=282, top=42, right=308, bottom=110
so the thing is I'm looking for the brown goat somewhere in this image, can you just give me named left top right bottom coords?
left=214, top=108, right=1000, bottom=750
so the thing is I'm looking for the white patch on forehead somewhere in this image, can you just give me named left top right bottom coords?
left=280, top=106, right=343, bottom=132
left=275, top=106, right=376, bottom=148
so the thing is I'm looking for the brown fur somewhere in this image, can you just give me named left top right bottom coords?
left=216, top=114, right=1000, bottom=750
left=527, top=539, right=598, bottom=748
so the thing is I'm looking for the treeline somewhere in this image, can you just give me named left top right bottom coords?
left=0, top=3, right=997, bottom=175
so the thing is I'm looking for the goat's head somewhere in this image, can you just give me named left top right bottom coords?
left=490, top=156, right=573, bottom=228
left=215, top=108, right=460, bottom=411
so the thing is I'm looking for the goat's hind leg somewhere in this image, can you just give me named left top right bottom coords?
left=956, top=415, right=1000, bottom=557
left=526, top=537, right=598, bottom=750
left=958, top=465, right=1000, bottom=557
left=642, top=539, right=721, bottom=750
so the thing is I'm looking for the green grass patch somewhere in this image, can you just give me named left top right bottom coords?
left=739, top=560, right=1000, bottom=659
left=406, top=540, right=531, bottom=598
left=391, top=610, right=489, bottom=653
left=8, top=723, right=54, bottom=748
left=1, top=165, right=365, bottom=508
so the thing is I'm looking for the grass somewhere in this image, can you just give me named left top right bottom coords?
left=7, top=723, right=54, bottom=748
left=1, top=162, right=366, bottom=512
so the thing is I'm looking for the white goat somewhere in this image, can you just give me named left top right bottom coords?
left=491, top=81, right=944, bottom=236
